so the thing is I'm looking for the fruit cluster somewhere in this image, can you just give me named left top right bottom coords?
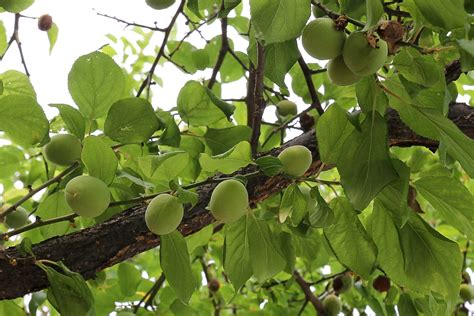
left=302, top=17, right=388, bottom=86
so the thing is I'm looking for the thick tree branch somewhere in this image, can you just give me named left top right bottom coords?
left=249, top=43, right=266, bottom=156
left=297, top=56, right=324, bottom=116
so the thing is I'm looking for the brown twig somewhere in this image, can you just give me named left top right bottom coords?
left=297, top=56, right=324, bottom=115
left=95, top=11, right=166, bottom=32
left=293, top=270, right=325, bottom=315
left=207, top=9, right=229, bottom=90
left=0, top=14, right=30, bottom=76
left=133, top=273, right=166, bottom=312
left=249, top=42, right=266, bottom=156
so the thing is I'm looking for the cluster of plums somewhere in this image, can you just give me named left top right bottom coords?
left=302, top=17, right=388, bottom=86
left=144, top=144, right=313, bottom=235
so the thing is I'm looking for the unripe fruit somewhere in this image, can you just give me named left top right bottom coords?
left=43, top=134, right=82, bottom=166
left=208, top=279, right=220, bottom=292
left=5, top=206, right=29, bottom=229
left=276, top=100, right=298, bottom=117
left=332, top=274, right=353, bottom=294
left=327, top=55, right=361, bottom=86
left=278, top=145, right=312, bottom=177
left=302, top=18, right=346, bottom=60
left=38, top=14, right=53, bottom=31
left=145, top=0, right=175, bottom=10
left=209, top=180, right=248, bottom=223
left=460, top=284, right=474, bottom=301
left=462, top=271, right=471, bottom=284
left=65, top=176, right=110, bottom=218
left=373, top=275, right=391, bottom=293
left=145, top=194, right=183, bottom=235
left=343, top=32, right=388, bottom=76
left=323, top=294, right=342, bottom=316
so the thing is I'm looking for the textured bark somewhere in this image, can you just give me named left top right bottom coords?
left=0, top=103, right=473, bottom=299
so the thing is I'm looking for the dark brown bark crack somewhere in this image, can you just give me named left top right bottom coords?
left=0, top=104, right=473, bottom=299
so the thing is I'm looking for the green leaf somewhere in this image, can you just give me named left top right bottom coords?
left=199, top=141, right=253, bottom=174
left=160, top=230, right=196, bottom=303
left=308, top=187, right=334, bottom=228
left=0, top=145, right=25, bottom=178
left=249, top=39, right=300, bottom=87
left=0, top=70, right=36, bottom=98
left=255, top=155, right=283, bottom=176
left=337, top=112, right=398, bottom=210
left=47, top=23, right=59, bottom=54
left=363, top=0, right=384, bottom=31
left=412, top=0, right=468, bottom=30
left=176, top=187, right=199, bottom=207
left=36, top=192, right=74, bottom=239
left=414, top=176, right=474, bottom=240
left=250, top=0, right=311, bottom=44
left=186, top=225, right=213, bottom=254
left=279, top=184, right=306, bottom=225
left=104, top=98, right=160, bottom=144
left=68, top=51, right=125, bottom=119
left=36, top=261, right=95, bottom=316
left=49, top=104, right=86, bottom=140
left=204, top=125, right=252, bottom=155
left=177, top=80, right=230, bottom=126
left=393, top=47, right=441, bottom=87
left=28, top=292, right=47, bottom=316
left=316, top=104, right=354, bottom=164
left=0, top=0, right=33, bottom=12
left=16, top=237, right=34, bottom=257
left=224, top=216, right=252, bottom=291
left=323, top=197, right=377, bottom=278
left=0, top=95, right=49, bottom=146
left=457, top=39, right=474, bottom=72
left=219, top=0, right=241, bottom=17
left=157, top=110, right=181, bottom=147
left=355, top=76, right=388, bottom=114
left=0, top=21, right=7, bottom=56
left=248, top=216, right=286, bottom=282
left=117, top=262, right=142, bottom=297
left=205, top=87, right=236, bottom=119
left=369, top=200, right=462, bottom=302
left=139, top=151, right=190, bottom=181
left=0, top=300, right=24, bottom=316
left=81, top=136, right=118, bottom=185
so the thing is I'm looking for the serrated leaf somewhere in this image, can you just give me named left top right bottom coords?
left=224, top=216, right=252, bottom=291
left=324, top=197, right=377, bottom=278
left=104, top=98, right=160, bottom=144
left=200, top=141, right=253, bottom=174
left=250, top=0, right=311, bottom=44
left=49, top=104, right=86, bottom=140
left=0, top=95, right=49, bottom=146
left=393, top=47, right=441, bottom=87
left=81, top=136, right=118, bottom=185
left=68, top=51, right=125, bottom=119
left=0, top=70, right=36, bottom=98
left=255, top=155, right=283, bottom=176
left=160, top=230, right=196, bottom=303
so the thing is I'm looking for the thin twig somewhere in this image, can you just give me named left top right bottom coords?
left=95, top=11, right=166, bottom=31
left=207, top=8, right=229, bottom=90
left=134, top=273, right=166, bottom=312
left=293, top=270, right=325, bottom=315
left=298, top=56, right=324, bottom=115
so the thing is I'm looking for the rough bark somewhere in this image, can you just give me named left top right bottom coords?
left=0, top=104, right=473, bottom=299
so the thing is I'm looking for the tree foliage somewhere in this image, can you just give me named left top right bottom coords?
left=0, top=0, right=474, bottom=315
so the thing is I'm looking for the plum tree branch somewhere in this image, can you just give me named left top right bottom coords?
left=0, top=103, right=473, bottom=299
left=298, top=56, right=324, bottom=116
left=207, top=3, right=229, bottom=90
left=293, top=270, right=325, bottom=315
left=95, top=11, right=167, bottom=32
left=249, top=42, right=267, bottom=156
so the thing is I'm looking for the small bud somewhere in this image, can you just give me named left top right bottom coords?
left=208, top=279, right=220, bottom=292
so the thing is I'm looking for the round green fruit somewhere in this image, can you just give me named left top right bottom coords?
left=460, top=283, right=474, bottom=301
left=145, top=0, right=175, bottom=10
left=5, top=206, right=29, bottom=229
left=145, top=194, right=183, bottom=235
left=278, top=145, right=313, bottom=177
left=343, top=32, right=388, bottom=76
left=209, top=179, right=248, bottom=223
left=323, top=294, right=342, bottom=316
left=327, top=55, right=361, bottom=86
left=333, top=274, right=353, bottom=294
left=302, top=18, right=346, bottom=60
left=43, top=134, right=82, bottom=166
left=276, top=100, right=298, bottom=117
left=65, top=176, right=110, bottom=218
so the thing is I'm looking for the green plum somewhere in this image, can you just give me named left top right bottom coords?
left=276, top=100, right=298, bottom=117
left=43, top=134, right=82, bottom=166
left=145, top=194, right=183, bottom=235
left=209, top=179, right=248, bottom=223
left=302, top=18, right=346, bottom=60
left=343, top=32, right=388, bottom=76
left=333, top=274, right=353, bottom=294
left=5, top=206, right=29, bottom=229
left=327, top=55, right=361, bottom=86
left=278, top=145, right=313, bottom=177
left=65, top=176, right=110, bottom=218
left=460, top=283, right=474, bottom=301
left=323, top=294, right=342, bottom=316
left=145, top=0, right=175, bottom=10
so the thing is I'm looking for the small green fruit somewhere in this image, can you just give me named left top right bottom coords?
left=323, top=294, right=342, bottom=316
left=302, top=18, right=346, bottom=60
left=460, top=283, right=474, bottom=301
left=327, top=55, right=361, bottom=86
left=145, top=194, right=183, bottom=235
left=343, top=32, right=388, bottom=76
left=43, top=134, right=82, bottom=166
left=65, top=176, right=110, bottom=218
left=333, top=274, right=353, bottom=294
left=278, top=145, right=313, bottom=177
left=276, top=100, right=298, bottom=117
left=209, top=179, right=248, bottom=223
left=145, top=0, right=175, bottom=10
left=5, top=206, right=29, bottom=229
